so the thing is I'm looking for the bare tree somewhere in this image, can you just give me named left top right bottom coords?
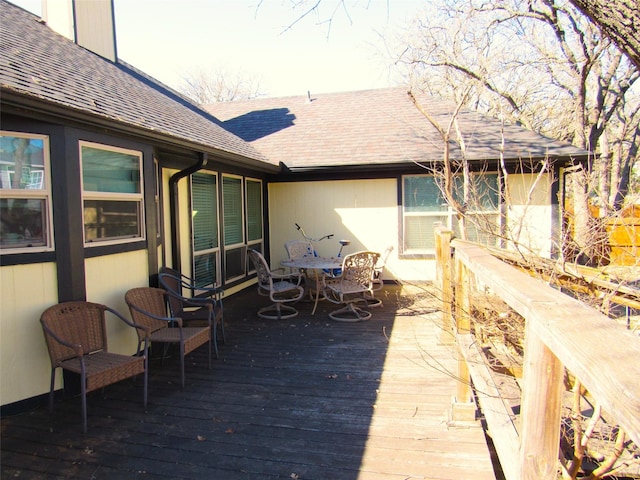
left=392, top=0, right=639, bottom=263
left=178, top=67, right=264, bottom=104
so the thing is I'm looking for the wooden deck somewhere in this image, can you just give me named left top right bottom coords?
left=1, top=284, right=499, bottom=480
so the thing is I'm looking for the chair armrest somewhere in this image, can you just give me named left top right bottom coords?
left=193, top=285, right=224, bottom=299
left=104, top=306, right=151, bottom=355
left=163, top=288, right=217, bottom=311
left=41, top=323, right=83, bottom=357
left=104, top=306, right=151, bottom=335
left=127, top=301, right=183, bottom=328
left=176, top=274, right=224, bottom=299
left=271, top=270, right=303, bottom=286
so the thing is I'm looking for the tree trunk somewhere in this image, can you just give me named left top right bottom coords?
left=569, top=0, right=640, bottom=70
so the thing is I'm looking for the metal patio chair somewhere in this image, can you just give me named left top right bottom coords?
left=40, top=301, right=149, bottom=433
left=323, top=251, right=380, bottom=322
left=285, top=239, right=323, bottom=300
left=247, top=248, right=305, bottom=320
left=365, top=245, right=394, bottom=308
left=125, top=287, right=211, bottom=389
left=158, top=266, right=224, bottom=358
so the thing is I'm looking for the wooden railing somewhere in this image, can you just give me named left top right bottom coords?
left=435, top=227, right=640, bottom=480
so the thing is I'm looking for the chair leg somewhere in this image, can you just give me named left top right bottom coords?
left=81, top=374, right=88, bottom=433
left=257, top=303, right=298, bottom=320
left=208, top=329, right=213, bottom=369
left=143, top=353, right=148, bottom=408
left=179, top=342, right=185, bottom=389
left=48, top=369, right=56, bottom=413
left=212, top=320, right=219, bottom=360
left=329, top=301, right=372, bottom=322
left=218, top=306, right=226, bottom=344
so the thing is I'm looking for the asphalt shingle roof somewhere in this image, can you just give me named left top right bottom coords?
left=0, top=0, right=275, bottom=167
left=207, top=87, right=589, bottom=170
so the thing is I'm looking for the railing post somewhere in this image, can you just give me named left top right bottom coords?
left=435, top=226, right=454, bottom=344
left=519, top=319, right=564, bottom=480
left=451, top=256, right=476, bottom=422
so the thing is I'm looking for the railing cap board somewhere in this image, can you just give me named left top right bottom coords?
left=452, top=240, right=640, bottom=447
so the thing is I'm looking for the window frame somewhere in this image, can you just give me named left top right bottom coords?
left=0, top=131, right=54, bottom=254
left=222, top=174, right=246, bottom=283
left=401, top=173, right=500, bottom=255
left=245, top=177, right=264, bottom=275
left=190, top=171, right=221, bottom=288
left=79, top=140, right=145, bottom=247
left=245, top=177, right=263, bottom=248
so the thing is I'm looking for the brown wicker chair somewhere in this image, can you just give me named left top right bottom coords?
left=40, top=301, right=149, bottom=433
left=125, top=287, right=211, bottom=388
left=158, top=266, right=224, bottom=358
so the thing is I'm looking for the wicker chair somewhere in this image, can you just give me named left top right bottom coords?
left=158, top=266, right=224, bottom=358
left=323, top=251, right=380, bottom=322
left=40, top=301, right=149, bottom=433
left=247, top=248, right=305, bottom=320
left=125, top=287, right=211, bottom=389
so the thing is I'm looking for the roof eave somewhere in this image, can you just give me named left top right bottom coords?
left=0, top=88, right=281, bottom=174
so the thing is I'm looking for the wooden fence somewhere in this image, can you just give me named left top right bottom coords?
left=435, top=227, right=640, bottom=480
left=606, top=204, right=640, bottom=266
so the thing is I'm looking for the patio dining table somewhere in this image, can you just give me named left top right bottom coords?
left=281, top=256, right=343, bottom=314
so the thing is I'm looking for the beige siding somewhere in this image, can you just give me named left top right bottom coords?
left=85, top=250, right=149, bottom=355
left=0, top=263, right=58, bottom=405
left=506, top=173, right=553, bottom=257
left=74, top=0, right=117, bottom=61
left=160, top=168, right=193, bottom=276
left=268, top=179, right=436, bottom=282
left=161, top=168, right=176, bottom=270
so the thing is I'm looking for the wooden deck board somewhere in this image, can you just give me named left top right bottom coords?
left=1, top=284, right=498, bottom=480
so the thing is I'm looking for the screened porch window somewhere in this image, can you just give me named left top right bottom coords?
left=402, top=173, right=500, bottom=253
left=222, top=175, right=245, bottom=282
left=80, top=142, right=144, bottom=245
left=0, top=132, right=53, bottom=252
left=191, top=172, right=220, bottom=288
left=246, top=178, right=263, bottom=246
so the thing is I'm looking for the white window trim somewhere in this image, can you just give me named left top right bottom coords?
left=79, top=141, right=145, bottom=247
left=222, top=174, right=245, bottom=249
left=222, top=173, right=246, bottom=283
left=401, top=173, right=500, bottom=254
left=0, top=131, right=54, bottom=254
left=191, top=170, right=221, bottom=288
left=245, top=176, right=263, bottom=249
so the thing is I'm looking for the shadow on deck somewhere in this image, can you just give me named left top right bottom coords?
left=1, top=284, right=499, bottom=480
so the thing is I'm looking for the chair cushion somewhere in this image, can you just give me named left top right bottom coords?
left=60, top=352, right=145, bottom=393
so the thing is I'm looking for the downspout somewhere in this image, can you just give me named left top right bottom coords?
left=169, top=152, right=208, bottom=270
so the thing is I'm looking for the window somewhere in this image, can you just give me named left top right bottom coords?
left=220, top=175, right=264, bottom=282
left=222, top=175, right=245, bottom=282
left=191, top=172, right=220, bottom=288
left=0, top=132, right=53, bottom=252
left=245, top=178, right=263, bottom=274
left=402, top=173, right=499, bottom=253
left=246, top=178, right=263, bottom=246
left=80, top=142, right=144, bottom=245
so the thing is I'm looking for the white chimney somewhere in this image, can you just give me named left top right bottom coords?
left=43, top=0, right=117, bottom=62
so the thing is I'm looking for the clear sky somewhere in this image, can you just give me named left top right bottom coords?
left=10, top=0, right=424, bottom=98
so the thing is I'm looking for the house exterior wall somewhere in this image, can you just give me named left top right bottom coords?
left=268, top=179, right=438, bottom=282
left=85, top=250, right=149, bottom=354
left=0, top=262, right=58, bottom=405
left=0, top=250, right=148, bottom=407
left=506, top=173, right=554, bottom=257
left=0, top=115, right=159, bottom=409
